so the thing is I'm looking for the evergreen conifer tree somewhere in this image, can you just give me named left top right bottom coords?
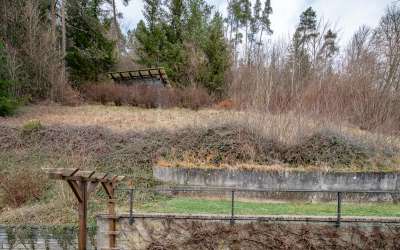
left=202, top=12, right=230, bottom=95
left=65, top=0, right=116, bottom=83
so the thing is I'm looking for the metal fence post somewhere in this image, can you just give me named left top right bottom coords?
left=230, top=190, right=235, bottom=225
left=129, top=189, right=134, bottom=225
left=336, top=192, right=342, bottom=228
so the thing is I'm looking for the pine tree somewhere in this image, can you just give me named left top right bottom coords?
left=248, top=0, right=261, bottom=64
left=184, top=0, right=211, bottom=43
left=134, top=0, right=166, bottom=66
left=226, top=0, right=235, bottom=43
left=107, top=0, right=130, bottom=53
left=231, top=0, right=243, bottom=64
left=202, top=12, right=230, bottom=95
left=258, top=0, right=272, bottom=54
left=168, top=0, right=185, bottom=43
left=133, top=0, right=230, bottom=92
left=242, top=0, right=251, bottom=61
left=65, top=0, right=116, bottom=83
left=288, top=7, right=319, bottom=94
left=319, top=29, right=338, bottom=78
left=297, top=7, right=319, bottom=63
left=321, top=29, right=338, bottom=59
left=143, top=0, right=162, bottom=31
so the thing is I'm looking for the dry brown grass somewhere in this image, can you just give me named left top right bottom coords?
left=0, top=167, right=48, bottom=208
left=0, top=201, right=77, bottom=225
left=1, top=104, right=398, bottom=150
left=0, top=105, right=228, bottom=132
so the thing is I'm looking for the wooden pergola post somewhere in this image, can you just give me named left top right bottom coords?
left=44, top=168, right=125, bottom=250
left=102, top=179, right=118, bottom=248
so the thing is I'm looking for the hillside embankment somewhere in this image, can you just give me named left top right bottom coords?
left=0, top=105, right=399, bottom=224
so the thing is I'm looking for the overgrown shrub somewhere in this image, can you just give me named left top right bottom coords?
left=80, top=83, right=213, bottom=109
left=160, top=125, right=391, bottom=168
left=0, top=41, right=18, bottom=116
left=283, top=130, right=374, bottom=166
left=0, top=96, right=18, bottom=116
left=21, top=120, right=43, bottom=136
left=0, top=167, right=48, bottom=208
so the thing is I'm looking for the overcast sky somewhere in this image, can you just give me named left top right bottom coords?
left=115, top=0, right=396, bottom=46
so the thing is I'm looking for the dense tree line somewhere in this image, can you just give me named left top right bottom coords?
left=1, top=0, right=400, bottom=135
left=0, top=0, right=118, bottom=114
left=132, top=0, right=230, bottom=95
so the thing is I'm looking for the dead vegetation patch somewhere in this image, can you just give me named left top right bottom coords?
left=161, top=125, right=397, bottom=170
left=129, top=221, right=400, bottom=250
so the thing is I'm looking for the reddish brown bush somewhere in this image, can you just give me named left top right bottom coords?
left=215, top=99, right=235, bottom=109
left=80, top=83, right=213, bottom=109
left=179, top=87, right=213, bottom=110
left=0, top=168, right=48, bottom=208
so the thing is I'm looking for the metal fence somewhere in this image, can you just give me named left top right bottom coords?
left=115, top=187, right=400, bottom=227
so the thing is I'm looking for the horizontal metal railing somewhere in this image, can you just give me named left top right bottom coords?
left=115, top=186, right=400, bottom=227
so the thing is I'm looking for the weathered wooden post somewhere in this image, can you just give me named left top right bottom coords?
left=44, top=168, right=125, bottom=250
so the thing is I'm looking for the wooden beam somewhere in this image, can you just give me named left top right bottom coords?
left=158, top=68, right=165, bottom=84
left=138, top=70, right=144, bottom=79
left=45, top=168, right=79, bottom=179
left=78, top=181, right=88, bottom=250
left=115, top=176, right=125, bottom=182
left=92, top=172, right=108, bottom=180
left=107, top=186, right=116, bottom=248
left=67, top=180, right=82, bottom=202
left=102, top=182, right=114, bottom=199
left=78, top=170, right=96, bottom=179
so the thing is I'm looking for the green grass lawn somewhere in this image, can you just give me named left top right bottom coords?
left=135, top=197, right=400, bottom=217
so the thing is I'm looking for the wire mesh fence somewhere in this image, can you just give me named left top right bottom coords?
left=114, top=186, right=400, bottom=227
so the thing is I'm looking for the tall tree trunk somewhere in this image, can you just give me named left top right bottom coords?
left=245, top=22, right=248, bottom=64
left=234, top=21, right=239, bottom=66
left=51, top=0, right=57, bottom=43
left=111, top=0, right=122, bottom=58
left=61, top=0, right=67, bottom=83
left=50, top=0, right=57, bottom=100
left=257, top=28, right=263, bottom=59
left=229, top=17, right=233, bottom=43
left=112, top=0, right=118, bottom=30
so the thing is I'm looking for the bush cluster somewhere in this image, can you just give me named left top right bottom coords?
left=160, top=125, right=390, bottom=168
left=81, top=83, right=213, bottom=110
left=0, top=167, right=48, bottom=208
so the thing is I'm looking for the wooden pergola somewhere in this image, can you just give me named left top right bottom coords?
left=44, top=168, right=125, bottom=250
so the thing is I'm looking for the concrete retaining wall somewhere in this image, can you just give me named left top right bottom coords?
left=96, top=214, right=400, bottom=250
left=153, top=166, right=400, bottom=201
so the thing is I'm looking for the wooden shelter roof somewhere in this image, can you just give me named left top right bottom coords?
left=44, top=168, right=125, bottom=183
left=107, top=67, right=169, bottom=85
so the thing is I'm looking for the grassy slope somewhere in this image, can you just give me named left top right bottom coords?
left=0, top=105, right=399, bottom=225
left=137, top=197, right=400, bottom=217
